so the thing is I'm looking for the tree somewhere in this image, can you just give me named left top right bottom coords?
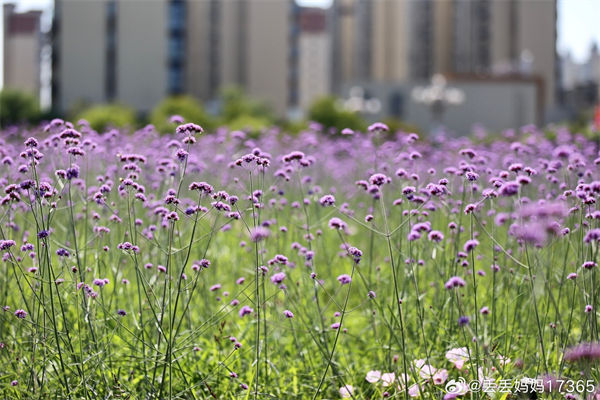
left=307, top=96, right=366, bottom=133
left=150, top=95, right=215, bottom=134
left=220, top=86, right=274, bottom=125
left=76, top=103, right=137, bottom=132
left=0, top=89, right=41, bottom=127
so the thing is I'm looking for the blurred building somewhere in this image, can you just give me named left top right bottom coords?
left=2, top=4, right=43, bottom=97
left=52, top=0, right=291, bottom=116
left=296, top=7, right=331, bottom=115
left=51, top=0, right=560, bottom=130
left=330, top=0, right=558, bottom=129
left=558, top=43, right=599, bottom=116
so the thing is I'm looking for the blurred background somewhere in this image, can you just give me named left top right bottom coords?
left=1, top=0, right=599, bottom=134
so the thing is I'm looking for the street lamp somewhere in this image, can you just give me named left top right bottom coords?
left=411, top=74, right=465, bottom=133
left=343, top=86, right=382, bottom=114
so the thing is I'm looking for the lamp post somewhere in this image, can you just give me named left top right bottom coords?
left=343, top=86, right=382, bottom=115
left=411, top=74, right=465, bottom=134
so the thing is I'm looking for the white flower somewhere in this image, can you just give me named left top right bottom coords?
left=365, top=370, right=381, bottom=383
left=381, top=372, right=395, bottom=387
left=413, top=359, right=437, bottom=379
left=445, top=347, right=470, bottom=369
left=408, top=383, right=423, bottom=397
left=433, top=369, right=448, bottom=385
left=339, top=385, right=354, bottom=398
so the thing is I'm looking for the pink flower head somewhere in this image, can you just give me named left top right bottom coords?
left=445, top=347, right=470, bottom=369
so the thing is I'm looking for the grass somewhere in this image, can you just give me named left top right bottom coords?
left=0, top=120, right=597, bottom=399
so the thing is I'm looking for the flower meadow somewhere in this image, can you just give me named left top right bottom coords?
left=0, top=119, right=599, bottom=399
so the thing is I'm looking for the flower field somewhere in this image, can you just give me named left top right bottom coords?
left=0, top=119, right=599, bottom=399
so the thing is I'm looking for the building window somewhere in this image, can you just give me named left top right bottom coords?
left=169, top=66, right=183, bottom=94
left=389, top=93, right=403, bottom=118
left=168, top=0, right=186, bottom=95
left=105, top=0, right=117, bottom=101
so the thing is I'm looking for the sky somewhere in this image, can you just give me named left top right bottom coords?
left=1, top=0, right=599, bottom=90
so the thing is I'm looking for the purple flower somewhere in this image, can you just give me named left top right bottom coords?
left=117, top=309, right=127, bottom=316
left=170, top=115, right=184, bottom=124
left=563, top=342, right=600, bottom=362
left=239, top=306, right=253, bottom=317
left=369, top=173, right=389, bottom=186
left=347, top=246, right=362, bottom=263
left=368, top=291, right=376, bottom=299
left=93, top=278, right=106, bottom=287
left=458, top=316, right=470, bottom=327
left=328, top=217, right=347, bottom=230
left=250, top=227, right=270, bottom=242
left=582, top=261, right=597, bottom=269
left=210, top=284, right=221, bottom=292
left=0, top=240, right=15, bottom=251
left=14, top=309, right=27, bottom=319
left=567, top=273, right=578, bottom=280
left=444, top=276, right=466, bottom=290
left=319, top=194, right=335, bottom=206
left=175, top=123, right=203, bottom=135
left=407, top=231, right=421, bottom=241
left=368, top=122, right=389, bottom=132
left=463, top=239, right=479, bottom=253
left=465, top=171, right=479, bottom=181
left=428, top=230, right=444, bottom=242
left=24, top=137, right=38, bottom=147
left=176, top=148, right=188, bottom=162
left=283, top=310, right=294, bottom=318
left=189, top=181, right=214, bottom=194
left=271, top=272, right=286, bottom=285
left=498, top=181, right=520, bottom=196
left=56, top=248, right=70, bottom=257
left=584, top=228, right=600, bottom=244
left=337, top=274, right=352, bottom=285
left=331, top=322, right=341, bottom=330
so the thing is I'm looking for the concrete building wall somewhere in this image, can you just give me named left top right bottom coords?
left=371, top=0, right=410, bottom=82
left=246, top=0, right=289, bottom=116
left=432, top=0, right=452, bottom=74
left=490, top=0, right=512, bottom=69
left=3, top=5, right=42, bottom=97
left=299, top=33, right=331, bottom=111
left=186, top=0, right=211, bottom=100
left=218, top=0, right=244, bottom=88
left=342, top=79, right=539, bottom=134
left=338, top=0, right=356, bottom=83
left=56, top=0, right=106, bottom=111
left=518, top=0, right=557, bottom=109
left=409, top=80, right=538, bottom=134
left=3, top=35, right=39, bottom=95
left=117, top=0, right=167, bottom=113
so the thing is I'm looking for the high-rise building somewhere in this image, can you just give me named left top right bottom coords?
left=3, top=4, right=43, bottom=97
left=330, top=0, right=557, bottom=114
left=52, top=0, right=291, bottom=116
left=297, top=7, right=331, bottom=114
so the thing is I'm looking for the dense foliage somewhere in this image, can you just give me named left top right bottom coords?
left=0, top=120, right=598, bottom=399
